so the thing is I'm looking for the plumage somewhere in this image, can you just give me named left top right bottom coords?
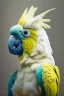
left=8, top=6, right=60, bottom=96
left=18, top=8, right=28, bottom=25
left=41, top=19, right=51, bottom=23
left=18, top=6, right=55, bottom=29
left=18, top=6, right=37, bottom=25
left=36, top=63, right=60, bottom=96
left=8, top=71, right=17, bottom=96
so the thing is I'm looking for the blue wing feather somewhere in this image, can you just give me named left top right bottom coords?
left=36, top=65, right=46, bottom=96
left=8, top=71, right=17, bottom=96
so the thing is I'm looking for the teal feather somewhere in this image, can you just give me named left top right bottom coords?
left=8, top=71, right=17, bottom=96
left=36, top=65, right=46, bottom=96
left=10, top=25, right=23, bottom=40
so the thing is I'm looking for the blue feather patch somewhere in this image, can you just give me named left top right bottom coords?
left=8, top=71, right=17, bottom=96
left=36, top=65, right=46, bottom=96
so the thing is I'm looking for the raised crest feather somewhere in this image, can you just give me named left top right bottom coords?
left=18, top=6, right=55, bottom=29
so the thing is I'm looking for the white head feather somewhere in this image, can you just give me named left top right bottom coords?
left=18, top=6, right=55, bottom=70
left=18, top=6, right=55, bottom=29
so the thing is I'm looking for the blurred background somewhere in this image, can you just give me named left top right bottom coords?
left=0, top=0, right=64, bottom=96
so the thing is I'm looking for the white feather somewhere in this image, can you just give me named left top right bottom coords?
left=13, top=7, right=55, bottom=96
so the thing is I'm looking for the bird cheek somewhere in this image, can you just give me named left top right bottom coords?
left=22, top=38, right=35, bottom=53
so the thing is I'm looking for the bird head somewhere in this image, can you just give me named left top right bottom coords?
left=8, top=24, right=37, bottom=55
left=8, top=6, right=55, bottom=58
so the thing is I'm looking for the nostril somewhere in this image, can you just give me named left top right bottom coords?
left=14, top=41, right=17, bottom=46
left=14, top=41, right=21, bottom=48
left=14, top=42, right=18, bottom=48
left=21, top=41, right=22, bottom=43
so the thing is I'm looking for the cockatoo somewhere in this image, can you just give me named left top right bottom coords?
left=8, top=6, right=60, bottom=96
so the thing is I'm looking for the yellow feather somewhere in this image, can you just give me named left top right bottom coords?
left=18, top=8, right=28, bottom=25
left=33, top=21, right=51, bottom=29
left=26, top=6, right=37, bottom=19
left=41, top=23, right=51, bottom=29
left=35, top=8, right=56, bottom=19
left=42, top=63, right=60, bottom=96
left=54, top=65, right=60, bottom=84
left=18, top=6, right=37, bottom=25
left=18, top=6, right=55, bottom=29
left=29, top=19, right=51, bottom=29
left=42, top=19, right=51, bottom=23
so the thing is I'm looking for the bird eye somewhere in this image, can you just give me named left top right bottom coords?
left=22, top=29, right=30, bottom=37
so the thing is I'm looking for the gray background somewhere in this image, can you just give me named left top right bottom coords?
left=0, top=0, right=64, bottom=96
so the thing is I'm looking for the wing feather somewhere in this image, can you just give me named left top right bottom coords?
left=36, top=63, right=60, bottom=96
left=42, top=63, right=60, bottom=96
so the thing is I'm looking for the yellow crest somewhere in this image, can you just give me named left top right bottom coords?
left=18, top=6, right=55, bottom=29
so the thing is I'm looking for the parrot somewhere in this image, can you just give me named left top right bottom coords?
left=8, top=6, right=60, bottom=96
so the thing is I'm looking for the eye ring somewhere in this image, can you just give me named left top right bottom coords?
left=22, top=29, right=30, bottom=37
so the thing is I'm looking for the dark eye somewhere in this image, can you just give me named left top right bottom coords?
left=22, top=29, right=30, bottom=37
